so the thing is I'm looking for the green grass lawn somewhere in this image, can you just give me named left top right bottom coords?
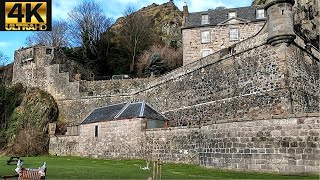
left=0, top=156, right=318, bottom=179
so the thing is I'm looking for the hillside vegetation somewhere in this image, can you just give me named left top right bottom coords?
left=52, top=2, right=183, bottom=80
left=0, top=84, right=58, bottom=156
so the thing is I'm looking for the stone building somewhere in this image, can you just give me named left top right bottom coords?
left=182, top=3, right=266, bottom=65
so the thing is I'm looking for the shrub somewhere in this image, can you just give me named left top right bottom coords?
left=144, top=53, right=169, bottom=77
left=136, top=44, right=182, bottom=76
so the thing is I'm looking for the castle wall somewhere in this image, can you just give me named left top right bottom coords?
left=79, top=79, right=148, bottom=96
left=140, top=37, right=292, bottom=126
left=182, top=21, right=265, bottom=65
left=12, top=46, right=81, bottom=100
left=12, top=31, right=319, bottom=129
left=286, top=45, right=320, bottom=113
left=50, top=114, right=320, bottom=173
left=198, top=115, right=320, bottom=173
left=53, top=31, right=319, bottom=127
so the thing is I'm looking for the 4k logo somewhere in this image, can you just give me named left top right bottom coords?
left=0, top=0, right=52, bottom=31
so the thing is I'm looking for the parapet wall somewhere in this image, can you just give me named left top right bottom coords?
left=50, top=114, right=320, bottom=173
left=79, top=79, right=149, bottom=97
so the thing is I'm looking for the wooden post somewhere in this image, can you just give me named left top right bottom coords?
left=152, top=160, right=156, bottom=180
left=156, top=159, right=159, bottom=180
left=159, top=159, right=162, bottom=180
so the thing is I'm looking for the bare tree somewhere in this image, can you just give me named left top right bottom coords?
left=121, top=6, right=153, bottom=73
left=25, top=20, right=70, bottom=47
left=0, top=51, right=8, bottom=66
left=0, top=51, right=9, bottom=86
left=68, top=1, right=113, bottom=57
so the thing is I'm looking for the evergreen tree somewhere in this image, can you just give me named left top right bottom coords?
left=144, top=53, right=169, bottom=77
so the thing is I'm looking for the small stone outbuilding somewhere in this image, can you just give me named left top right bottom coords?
left=81, top=101, right=168, bottom=129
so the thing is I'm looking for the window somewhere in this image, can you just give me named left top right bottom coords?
left=256, top=9, right=265, bottom=19
left=201, top=14, right=209, bottom=25
left=201, top=31, right=210, bottom=43
left=95, top=125, right=98, bottom=137
left=201, top=49, right=212, bottom=58
left=228, top=11, right=236, bottom=18
left=229, top=28, right=239, bottom=41
left=46, top=48, right=52, bottom=54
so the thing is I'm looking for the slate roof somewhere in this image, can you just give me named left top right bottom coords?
left=81, top=102, right=166, bottom=125
left=184, top=6, right=265, bottom=29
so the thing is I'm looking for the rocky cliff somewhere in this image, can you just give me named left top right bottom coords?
left=110, top=1, right=183, bottom=47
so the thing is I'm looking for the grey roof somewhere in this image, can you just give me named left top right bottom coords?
left=81, top=102, right=166, bottom=125
left=184, top=6, right=265, bottom=29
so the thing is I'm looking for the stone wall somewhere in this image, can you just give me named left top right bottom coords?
left=139, top=35, right=294, bottom=126
left=12, top=46, right=80, bottom=100
left=198, top=115, right=320, bottom=173
left=79, top=118, right=145, bottom=159
left=12, top=31, right=319, bottom=128
left=50, top=115, right=320, bottom=173
left=49, top=135, right=80, bottom=156
left=182, top=21, right=265, bottom=65
left=79, top=79, right=149, bottom=97
left=52, top=30, right=271, bottom=124
left=286, top=45, right=320, bottom=113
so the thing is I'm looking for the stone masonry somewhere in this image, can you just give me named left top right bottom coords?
left=182, top=22, right=265, bottom=65
left=50, top=114, right=320, bottom=173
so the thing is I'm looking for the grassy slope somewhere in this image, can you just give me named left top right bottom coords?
left=0, top=156, right=318, bottom=179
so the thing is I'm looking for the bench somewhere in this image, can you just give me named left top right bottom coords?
left=2, top=168, right=46, bottom=180
left=2, top=161, right=46, bottom=180
left=6, top=157, right=21, bottom=165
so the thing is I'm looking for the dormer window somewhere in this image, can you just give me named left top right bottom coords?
left=228, top=11, right=236, bottom=18
left=256, top=9, right=265, bottom=19
left=201, top=14, right=209, bottom=25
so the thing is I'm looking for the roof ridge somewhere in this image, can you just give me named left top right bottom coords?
left=94, top=102, right=127, bottom=110
left=189, top=5, right=255, bottom=14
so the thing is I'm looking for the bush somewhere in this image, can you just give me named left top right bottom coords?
left=144, top=53, right=169, bottom=77
left=136, top=44, right=182, bottom=76
left=0, top=83, right=25, bottom=149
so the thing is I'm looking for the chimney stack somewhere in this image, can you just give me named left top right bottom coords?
left=182, top=1, right=189, bottom=26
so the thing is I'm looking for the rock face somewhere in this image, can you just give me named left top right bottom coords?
left=6, top=88, right=58, bottom=156
left=110, top=1, right=183, bottom=47
left=253, top=0, right=319, bottom=47
left=293, top=0, right=319, bottom=47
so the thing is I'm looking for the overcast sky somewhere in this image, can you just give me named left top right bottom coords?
left=0, top=0, right=252, bottom=63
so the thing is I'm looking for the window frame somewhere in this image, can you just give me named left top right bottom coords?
left=229, top=28, right=239, bottom=41
left=201, top=14, right=209, bottom=25
left=201, top=49, right=213, bottom=58
left=201, top=30, right=210, bottom=43
left=256, top=9, right=265, bottom=19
